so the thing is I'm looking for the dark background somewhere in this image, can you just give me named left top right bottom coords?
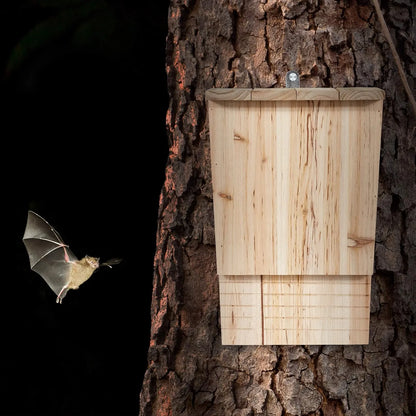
left=0, top=1, right=169, bottom=414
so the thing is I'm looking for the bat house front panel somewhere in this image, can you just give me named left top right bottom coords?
left=209, top=98, right=383, bottom=276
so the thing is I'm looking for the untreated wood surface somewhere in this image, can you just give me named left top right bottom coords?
left=206, top=87, right=385, bottom=101
left=220, top=275, right=371, bottom=345
left=209, top=91, right=383, bottom=275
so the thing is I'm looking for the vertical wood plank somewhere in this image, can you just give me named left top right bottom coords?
left=253, top=102, right=291, bottom=274
left=287, top=101, right=343, bottom=274
left=343, top=101, right=383, bottom=275
left=219, top=275, right=263, bottom=345
left=209, top=100, right=227, bottom=275
left=272, top=102, right=292, bottom=274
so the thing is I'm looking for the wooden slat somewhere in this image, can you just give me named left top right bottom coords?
left=344, top=101, right=383, bottom=275
left=251, top=88, right=297, bottom=101
left=206, top=87, right=384, bottom=101
left=209, top=99, right=383, bottom=275
left=219, top=275, right=371, bottom=345
left=337, top=87, right=385, bottom=101
left=262, top=275, right=371, bottom=345
left=205, top=88, right=252, bottom=101
left=295, top=88, right=339, bottom=100
left=219, top=275, right=263, bottom=345
left=288, top=101, right=342, bottom=274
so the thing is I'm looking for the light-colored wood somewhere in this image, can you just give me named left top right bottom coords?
left=208, top=96, right=383, bottom=276
left=208, top=88, right=383, bottom=345
left=295, top=88, right=339, bottom=100
left=262, top=275, right=371, bottom=345
left=344, top=101, right=383, bottom=275
left=219, top=275, right=263, bottom=345
left=219, top=274, right=371, bottom=345
left=205, top=88, right=252, bottom=101
left=206, top=87, right=385, bottom=101
left=251, top=88, right=297, bottom=101
left=337, top=87, right=385, bottom=101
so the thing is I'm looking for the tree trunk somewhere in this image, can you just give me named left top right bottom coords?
left=140, top=0, right=416, bottom=415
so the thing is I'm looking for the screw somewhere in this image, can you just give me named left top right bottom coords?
left=285, top=70, right=300, bottom=88
left=289, top=72, right=298, bottom=82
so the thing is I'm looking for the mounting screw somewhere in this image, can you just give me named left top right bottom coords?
left=285, top=71, right=300, bottom=88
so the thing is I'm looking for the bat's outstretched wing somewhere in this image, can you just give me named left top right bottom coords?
left=22, top=211, right=78, bottom=297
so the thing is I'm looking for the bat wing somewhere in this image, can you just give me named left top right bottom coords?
left=22, top=211, right=78, bottom=297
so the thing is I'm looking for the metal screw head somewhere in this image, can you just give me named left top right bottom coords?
left=285, top=70, right=300, bottom=88
left=289, top=72, right=298, bottom=82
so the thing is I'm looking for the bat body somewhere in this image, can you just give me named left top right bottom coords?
left=23, top=210, right=120, bottom=303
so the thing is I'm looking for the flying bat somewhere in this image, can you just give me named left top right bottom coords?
left=23, top=210, right=121, bottom=303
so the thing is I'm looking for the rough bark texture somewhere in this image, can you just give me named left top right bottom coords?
left=140, top=1, right=416, bottom=415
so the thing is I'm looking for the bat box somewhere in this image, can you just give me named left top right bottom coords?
left=206, top=87, right=384, bottom=345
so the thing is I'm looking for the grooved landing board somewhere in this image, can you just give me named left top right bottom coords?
left=208, top=94, right=383, bottom=276
left=219, top=275, right=371, bottom=345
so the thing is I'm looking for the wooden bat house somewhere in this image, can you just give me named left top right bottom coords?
left=206, top=87, right=384, bottom=345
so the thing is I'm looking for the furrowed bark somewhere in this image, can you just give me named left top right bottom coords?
left=140, top=1, right=416, bottom=415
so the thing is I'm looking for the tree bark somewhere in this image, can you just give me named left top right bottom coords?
left=140, top=1, right=416, bottom=415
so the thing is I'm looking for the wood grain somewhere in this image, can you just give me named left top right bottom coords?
left=209, top=88, right=383, bottom=345
left=219, top=275, right=263, bottom=345
left=205, top=88, right=252, bottom=101
left=220, top=274, right=371, bottom=345
left=262, top=275, right=371, bottom=345
left=295, top=88, right=339, bottom=100
left=208, top=93, right=383, bottom=276
left=338, top=87, right=385, bottom=101
left=206, top=87, right=385, bottom=101
left=251, top=88, right=297, bottom=101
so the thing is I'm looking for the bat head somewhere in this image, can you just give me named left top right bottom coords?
left=85, top=255, right=100, bottom=270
